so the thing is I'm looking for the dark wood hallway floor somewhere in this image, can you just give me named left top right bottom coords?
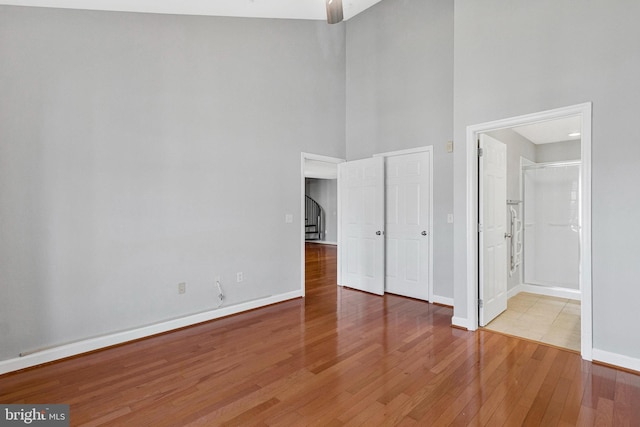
left=0, top=242, right=638, bottom=425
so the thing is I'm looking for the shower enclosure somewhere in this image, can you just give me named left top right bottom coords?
left=522, top=161, right=581, bottom=294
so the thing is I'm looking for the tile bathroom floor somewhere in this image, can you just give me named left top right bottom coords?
left=484, top=292, right=581, bottom=352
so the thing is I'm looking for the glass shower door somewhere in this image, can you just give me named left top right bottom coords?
left=523, top=162, right=580, bottom=289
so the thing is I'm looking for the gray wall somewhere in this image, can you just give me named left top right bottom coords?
left=306, top=179, right=338, bottom=244
left=536, top=140, right=581, bottom=163
left=4, top=0, right=640, bottom=366
left=453, top=0, right=640, bottom=359
left=345, top=0, right=454, bottom=300
left=0, top=6, right=345, bottom=361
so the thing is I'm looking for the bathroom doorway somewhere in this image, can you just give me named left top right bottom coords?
left=481, top=123, right=582, bottom=351
left=466, top=103, right=592, bottom=359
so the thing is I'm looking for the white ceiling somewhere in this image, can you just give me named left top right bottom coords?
left=0, top=0, right=384, bottom=21
left=512, top=115, right=582, bottom=144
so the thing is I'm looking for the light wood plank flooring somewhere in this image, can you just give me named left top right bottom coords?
left=484, top=292, right=581, bottom=352
left=0, top=243, right=638, bottom=425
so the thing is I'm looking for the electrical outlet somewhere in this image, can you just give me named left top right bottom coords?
left=178, top=282, right=186, bottom=294
left=447, top=213, right=454, bottom=224
left=236, top=272, right=243, bottom=283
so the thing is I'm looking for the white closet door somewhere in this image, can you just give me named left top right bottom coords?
left=384, top=151, right=431, bottom=301
left=338, top=157, right=385, bottom=295
left=479, top=134, right=508, bottom=326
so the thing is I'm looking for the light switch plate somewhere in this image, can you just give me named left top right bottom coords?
left=446, top=141, right=454, bottom=153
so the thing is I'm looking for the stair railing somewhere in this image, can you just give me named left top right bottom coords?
left=305, top=195, right=324, bottom=241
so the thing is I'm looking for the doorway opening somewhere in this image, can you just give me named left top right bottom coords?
left=300, top=153, right=344, bottom=296
left=305, top=177, right=338, bottom=244
left=480, top=125, right=582, bottom=352
left=465, top=103, right=592, bottom=360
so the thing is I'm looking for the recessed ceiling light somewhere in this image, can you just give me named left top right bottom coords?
left=568, top=132, right=581, bottom=137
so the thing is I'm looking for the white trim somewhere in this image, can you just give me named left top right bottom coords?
left=508, top=284, right=581, bottom=301
left=579, top=106, right=593, bottom=360
left=451, top=316, right=472, bottom=330
left=507, top=286, right=520, bottom=300
left=0, top=290, right=302, bottom=376
left=593, top=349, right=640, bottom=373
left=305, top=240, right=337, bottom=246
left=301, top=153, right=345, bottom=296
left=517, top=156, right=534, bottom=286
left=464, top=103, right=593, bottom=361
left=372, top=146, right=434, bottom=157
left=522, top=159, right=581, bottom=169
left=432, top=295, right=454, bottom=307
left=373, top=146, right=434, bottom=302
left=302, top=152, right=346, bottom=164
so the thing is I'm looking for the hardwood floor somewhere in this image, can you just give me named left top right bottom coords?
left=1, top=242, right=638, bottom=426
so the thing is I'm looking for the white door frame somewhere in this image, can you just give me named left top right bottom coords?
left=464, top=103, right=592, bottom=360
left=300, top=153, right=345, bottom=297
left=374, top=146, right=434, bottom=302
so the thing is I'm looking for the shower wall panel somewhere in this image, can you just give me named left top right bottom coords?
left=523, top=163, right=580, bottom=289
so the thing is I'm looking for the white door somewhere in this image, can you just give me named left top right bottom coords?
left=385, top=152, right=431, bottom=300
left=479, top=134, right=508, bottom=326
left=338, top=157, right=385, bottom=295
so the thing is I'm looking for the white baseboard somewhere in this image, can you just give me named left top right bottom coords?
left=0, top=290, right=303, bottom=376
left=451, top=316, right=472, bottom=330
left=508, top=283, right=581, bottom=301
left=432, top=295, right=454, bottom=307
left=593, top=348, right=640, bottom=373
left=305, top=240, right=337, bottom=246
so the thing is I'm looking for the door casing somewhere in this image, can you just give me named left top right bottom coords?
left=462, top=102, right=592, bottom=360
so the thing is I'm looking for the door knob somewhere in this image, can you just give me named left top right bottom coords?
left=376, top=231, right=382, bottom=236
left=504, top=233, right=512, bottom=239
left=421, top=231, right=428, bottom=236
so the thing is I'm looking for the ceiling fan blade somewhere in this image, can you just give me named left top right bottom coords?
left=326, top=0, right=344, bottom=24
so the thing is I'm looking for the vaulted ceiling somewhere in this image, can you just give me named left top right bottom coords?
left=0, top=0, right=384, bottom=21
